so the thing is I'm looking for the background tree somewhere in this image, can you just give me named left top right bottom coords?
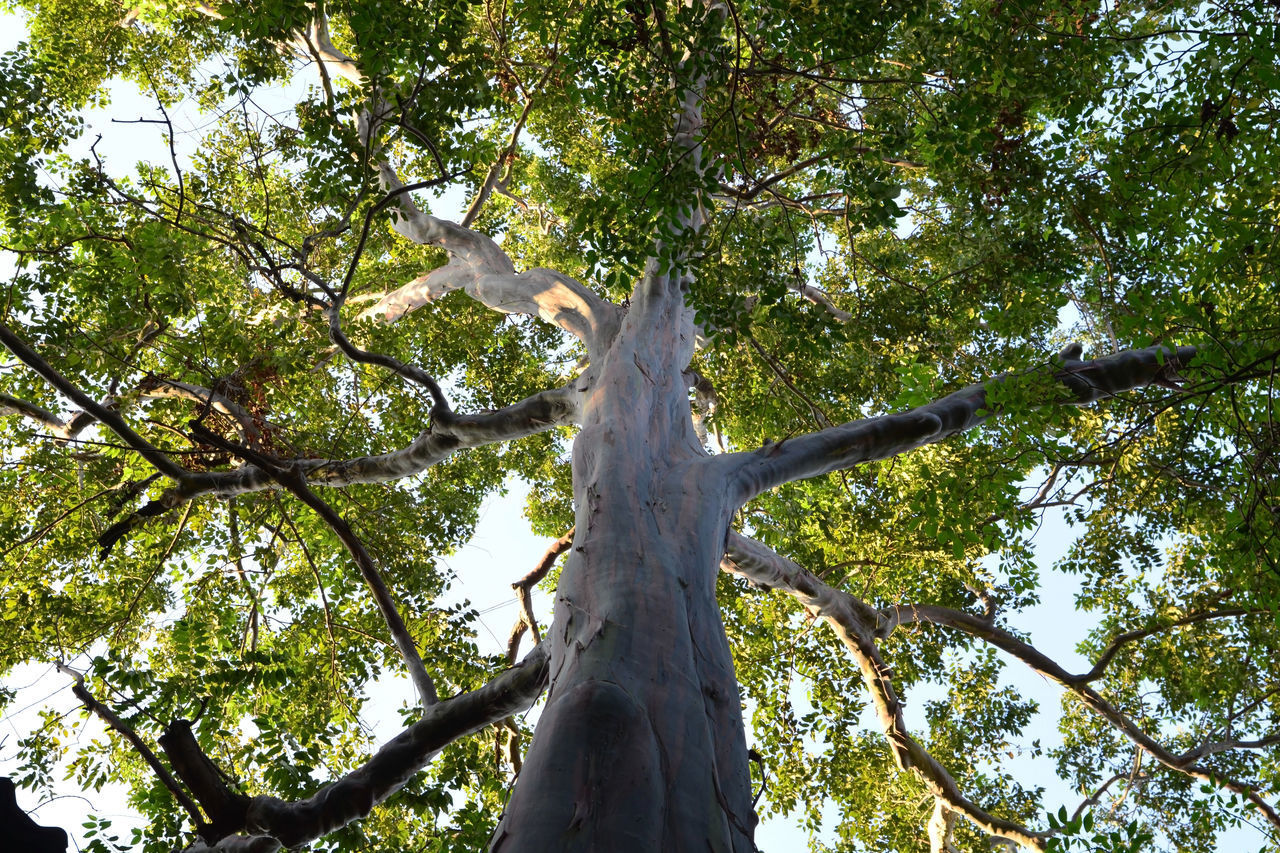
left=1, top=0, right=1278, bottom=851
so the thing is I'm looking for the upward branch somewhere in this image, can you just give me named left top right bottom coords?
left=364, top=166, right=622, bottom=360
left=729, top=343, right=1199, bottom=503
left=284, top=5, right=623, bottom=361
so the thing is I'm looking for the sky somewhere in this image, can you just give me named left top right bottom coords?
left=0, top=8, right=1272, bottom=853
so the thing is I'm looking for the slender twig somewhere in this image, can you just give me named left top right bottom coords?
left=744, top=332, right=833, bottom=428
left=0, top=321, right=189, bottom=482
left=326, top=299, right=451, bottom=413
left=227, top=498, right=260, bottom=652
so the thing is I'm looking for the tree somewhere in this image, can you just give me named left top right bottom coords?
left=1, top=0, right=1277, bottom=850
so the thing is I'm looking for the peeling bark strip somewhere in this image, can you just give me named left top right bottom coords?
left=173, top=647, right=548, bottom=853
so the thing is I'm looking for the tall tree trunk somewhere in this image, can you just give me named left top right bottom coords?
left=492, top=289, right=757, bottom=852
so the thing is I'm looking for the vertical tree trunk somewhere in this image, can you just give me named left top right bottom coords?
left=492, top=298, right=757, bottom=852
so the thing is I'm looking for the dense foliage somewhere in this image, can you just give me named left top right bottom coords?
left=1, top=0, right=1277, bottom=851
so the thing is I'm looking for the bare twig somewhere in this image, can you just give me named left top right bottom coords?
left=506, top=526, right=574, bottom=664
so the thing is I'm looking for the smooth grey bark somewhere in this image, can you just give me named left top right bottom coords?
left=164, top=382, right=583, bottom=504
left=492, top=268, right=757, bottom=852
left=488, top=340, right=1204, bottom=852
left=3, top=6, right=1244, bottom=848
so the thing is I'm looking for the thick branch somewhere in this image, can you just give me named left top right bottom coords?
left=790, top=281, right=852, bottom=322
left=363, top=165, right=622, bottom=359
left=928, top=799, right=960, bottom=853
left=729, top=343, right=1198, bottom=503
left=100, top=383, right=562, bottom=551
left=138, top=378, right=265, bottom=442
left=158, top=720, right=249, bottom=840
left=175, top=646, right=549, bottom=853
left=0, top=392, right=75, bottom=437
left=4, top=377, right=263, bottom=445
left=284, top=8, right=621, bottom=359
left=292, top=11, right=364, bottom=86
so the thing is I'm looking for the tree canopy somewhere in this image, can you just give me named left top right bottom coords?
left=0, top=0, right=1278, bottom=851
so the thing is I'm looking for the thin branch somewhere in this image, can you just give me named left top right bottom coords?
left=506, top=526, right=574, bottom=664
left=875, top=603, right=1259, bottom=687
left=1081, top=609, right=1258, bottom=683
left=57, top=664, right=205, bottom=830
left=717, top=151, right=838, bottom=201
left=326, top=299, right=451, bottom=412
left=0, top=320, right=190, bottom=482
left=188, top=423, right=439, bottom=708
left=228, top=498, right=261, bottom=652
left=745, top=332, right=833, bottom=428
left=1071, top=771, right=1126, bottom=822
left=722, top=533, right=1280, bottom=833
left=461, top=67, right=552, bottom=228
left=720, top=533, right=1048, bottom=850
